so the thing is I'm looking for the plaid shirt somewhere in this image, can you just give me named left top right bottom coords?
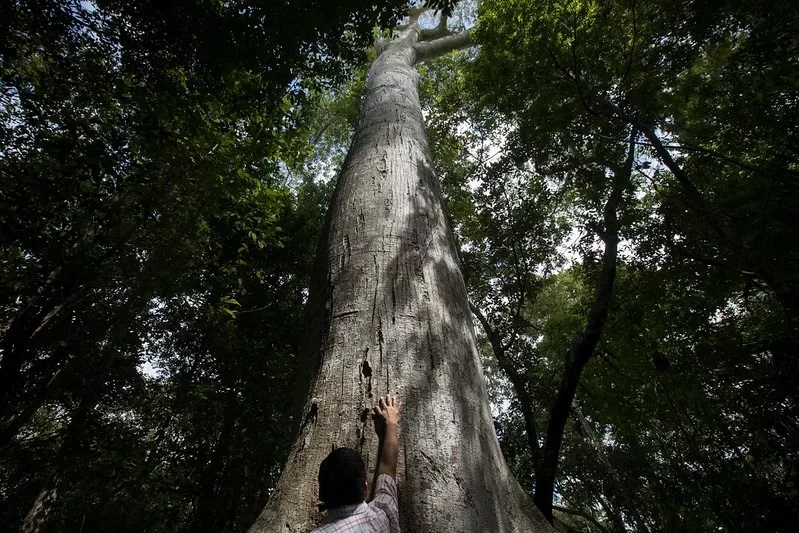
left=311, top=474, right=400, bottom=533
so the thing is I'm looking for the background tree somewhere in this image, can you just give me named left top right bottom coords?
left=418, top=0, right=799, bottom=529
left=473, top=0, right=799, bottom=318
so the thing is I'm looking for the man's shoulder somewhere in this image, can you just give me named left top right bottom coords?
left=311, top=477, right=400, bottom=533
left=311, top=502, right=389, bottom=533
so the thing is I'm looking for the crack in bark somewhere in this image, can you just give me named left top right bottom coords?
left=453, top=473, right=477, bottom=512
left=370, top=256, right=379, bottom=326
left=377, top=317, right=384, bottom=369
left=391, top=282, right=397, bottom=324
left=426, top=314, right=436, bottom=369
left=331, top=310, right=358, bottom=320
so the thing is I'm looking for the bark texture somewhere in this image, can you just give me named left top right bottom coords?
left=249, top=23, right=550, bottom=533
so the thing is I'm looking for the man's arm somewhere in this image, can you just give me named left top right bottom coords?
left=373, top=395, right=400, bottom=479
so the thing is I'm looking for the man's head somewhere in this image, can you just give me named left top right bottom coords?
left=318, top=447, right=368, bottom=508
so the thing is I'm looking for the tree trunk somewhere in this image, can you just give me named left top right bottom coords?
left=573, top=403, right=644, bottom=533
left=188, top=390, right=242, bottom=532
left=21, top=396, right=92, bottom=533
left=534, top=129, right=635, bottom=522
left=248, top=21, right=550, bottom=533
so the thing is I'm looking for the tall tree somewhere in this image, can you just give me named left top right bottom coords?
left=248, top=6, right=551, bottom=532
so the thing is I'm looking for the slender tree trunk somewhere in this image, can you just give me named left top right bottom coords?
left=248, top=20, right=549, bottom=533
left=21, top=396, right=92, bottom=533
left=534, top=130, right=635, bottom=522
left=573, top=403, right=650, bottom=533
left=188, top=392, right=239, bottom=532
left=21, top=475, right=60, bottom=533
left=0, top=354, right=73, bottom=449
left=470, top=302, right=542, bottom=472
left=1, top=276, right=87, bottom=447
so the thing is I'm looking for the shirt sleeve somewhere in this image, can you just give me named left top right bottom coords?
left=370, top=474, right=400, bottom=533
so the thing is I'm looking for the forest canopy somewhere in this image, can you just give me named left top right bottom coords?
left=1, top=0, right=797, bottom=531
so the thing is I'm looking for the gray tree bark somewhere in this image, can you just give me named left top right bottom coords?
left=248, top=19, right=550, bottom=533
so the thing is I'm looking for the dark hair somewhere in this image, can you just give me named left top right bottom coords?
left=318, top=447, right=366, bottom=508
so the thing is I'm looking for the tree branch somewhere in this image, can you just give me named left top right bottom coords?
left=630, top=119, right=799, bottom=316
left=469, top=301, right=542, bottom=469
left=413, top=28, right=472, bottom=64
left=654, top=141, right=798, bottom=185
left=418, top=10, right=452, bottom=41
left=407, top=5, right=430, bottom=24
left=552, top=504, right=612, bottom=533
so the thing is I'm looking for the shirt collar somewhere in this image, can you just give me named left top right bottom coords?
left=325, top=502, right=369, bottom=522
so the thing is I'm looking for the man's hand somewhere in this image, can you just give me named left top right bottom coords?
left=373, top=395, right=400, bottom=480
left=373, top=395, right=400, bottom=431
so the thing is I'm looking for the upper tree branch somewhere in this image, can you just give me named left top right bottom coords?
left=592, top=98, right=799, bottom=318
left=469, top=301, right=542, bottom=469
left=408, top=5, right=430, bottom=23
left=651, top=141, right=798, bottom=185
left=414, top=28, right=472, bottom=64
left=418, top=10, right=451, bottom=41
left=633, top=118, right=799, bottom=317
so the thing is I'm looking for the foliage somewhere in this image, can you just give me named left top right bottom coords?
left=472, top=0, right=799, bottom=313
left=0, top=0, right=405, bottom=530
left=431, top=0, right=799, bottom=530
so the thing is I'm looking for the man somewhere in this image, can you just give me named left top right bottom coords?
left=311, top=395, right=401, bottom=533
